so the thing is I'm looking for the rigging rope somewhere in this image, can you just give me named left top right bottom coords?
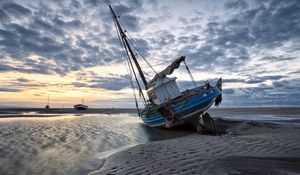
left=126, top=37, right=157, bottom=74
left=111, top=15, right=147, bottom=104
left=121, top=23, right=197, bottom=92
left=183, top=60, right=198, bottom=88
left=122, top=37, right=147, bottom=104
left=114, top=16, right=146, bottom=104
left=111, top=13, right=145, bottom=113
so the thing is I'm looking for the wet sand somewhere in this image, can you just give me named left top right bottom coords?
left=1, top=107, right=299, bottom=174
left=90, top=117, right=300, bottom=174
left=0, top=107, right=299, bottom=116
left=0, top=113, right=193, bottom=175
left=0, top=108, right=137, bottom=116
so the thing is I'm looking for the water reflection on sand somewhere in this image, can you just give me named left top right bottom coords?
left=0, top=113, right=191, bottom=175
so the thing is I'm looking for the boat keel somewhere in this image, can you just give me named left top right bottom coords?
left=195, top=113, right=216, bottom=135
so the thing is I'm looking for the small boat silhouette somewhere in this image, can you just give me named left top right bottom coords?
left=74, top=99, right=88, bottom=110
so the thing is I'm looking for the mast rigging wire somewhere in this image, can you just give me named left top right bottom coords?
left=126, top=37, right=157, bottom=74
left=111, top=10, right=147, bottom=106
left=111, top=11, right=144, bottom=112
left=183, top=60, right=198, bottom=88
left=122, top=37, right=147, bottom=104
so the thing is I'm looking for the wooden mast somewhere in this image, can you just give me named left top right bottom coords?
left=109, top=4, right=148, bottom=87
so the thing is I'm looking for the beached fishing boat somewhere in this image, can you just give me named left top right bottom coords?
left=74, top=99, right=88, bottom=110
left=109, top=5, right=222, bottom=133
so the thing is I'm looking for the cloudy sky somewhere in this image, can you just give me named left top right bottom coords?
left=0, top=0, right=299, bottom=108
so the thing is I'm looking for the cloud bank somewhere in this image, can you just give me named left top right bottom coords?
left=0, top=0, right=299, bottom=107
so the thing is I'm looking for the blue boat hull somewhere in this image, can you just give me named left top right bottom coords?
left=140, top=86, right=222, bottom=127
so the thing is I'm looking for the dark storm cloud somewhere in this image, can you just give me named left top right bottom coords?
left=181, top=0, right=300, bottom=72
left=246, top=75, right=285, bottom=84
left=0, top=60, right=52, bottom=74
left=0, top=64, right=14, bottom=72
left=272, top=81, right=286, bottom=88
left=30, top=17, right=65, bottom=36
left=1, top=2, right=31, bottom=17
left=71, top=82, right=88, bottom=88
left=0, top=23, right=74, bottom=63
left=0, top=20, right=87, bottom=75
left=261, top=56, right=296, bottom=61
left=223, top=89, right=235, bottom=94
left=70, top=74, right=131, bottom=91
left=271, top=79, right=300, bottom=90
left=179, top=44, right=226, bottom=70
left=113, top=0, right=143, bottom=15
left=156, top=31, right=175, bottom=47
left=83, top=0, right=102, bottom=6
left=16, top=78, right=29, bottom=82
left=109, top=2, right=144, bottom=32
left=113, top=4, right=133, bottom=15
left=129, top=37, right=151, bottom=56
left=224, top=0, right=300, bottom=48
left=88, top=75, right=130, bottom=91
left=0, top=0, right=145, bottom=75
left=0, top=9, right=9, bottom=22
left=71, top=0, right=82, bottom=9
left=0, top=87, right=22, bottom=92
left=177, top=35, right=199, bottom=44
left=222, top=77, right=300, bottom=106
left=119, top=14, right=140, bottom=32
left=52, top=17, right=82, bottom=28
left=96, top=1, right=144, bottom=34
left=225, top=0, right=249, bottom=9
left=221, top=75, right=286, bottom=91
left=223, top=78, right=245, bottom=83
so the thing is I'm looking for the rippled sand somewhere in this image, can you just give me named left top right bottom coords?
left=90, top=116, right=300, bottom=174
left=0, top=114, right=191, bottom=175
left=1, top=108, right=299, bottom=175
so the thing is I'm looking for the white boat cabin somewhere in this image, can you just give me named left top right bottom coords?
left=147, top=77, right=181, bottom=105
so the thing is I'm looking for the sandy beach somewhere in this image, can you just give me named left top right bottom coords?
left=90, top=117, right=300, bottom=174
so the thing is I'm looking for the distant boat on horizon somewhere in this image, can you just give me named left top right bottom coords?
left=74, top=99, right=88, bottom=110
left=45, top=95, right=50, bottom=109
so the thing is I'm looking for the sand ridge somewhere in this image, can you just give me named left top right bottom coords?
left=90, top=118, right=300, bottom=175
